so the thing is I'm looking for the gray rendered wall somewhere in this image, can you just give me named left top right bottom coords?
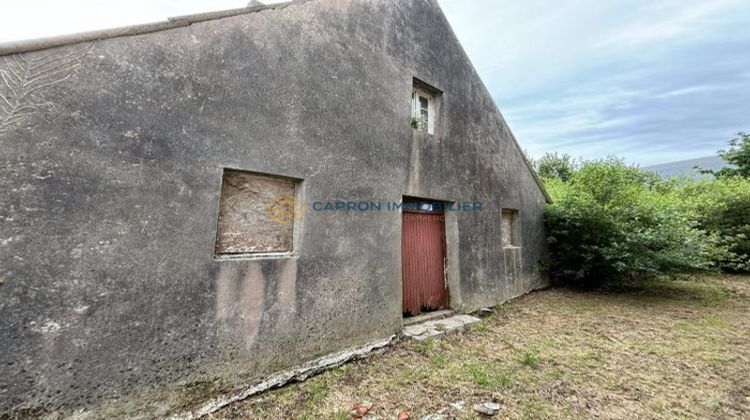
left=0, top=0, right=548, bottom=416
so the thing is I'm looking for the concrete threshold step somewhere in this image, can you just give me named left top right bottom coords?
left=402, top=314, right=481, bottom=341
left=403, top=309, right=454, bottom=326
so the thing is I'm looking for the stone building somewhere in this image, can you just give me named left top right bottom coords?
left=0, top=0, right=550, bottom=417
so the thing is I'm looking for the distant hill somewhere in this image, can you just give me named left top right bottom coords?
left=643, top=155, right=729, bottom=178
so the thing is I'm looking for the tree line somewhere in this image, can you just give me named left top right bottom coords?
left=535, top=132, right=750, bottom=287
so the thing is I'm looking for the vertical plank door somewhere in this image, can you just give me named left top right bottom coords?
left=402, top=211, right=447, bottom=316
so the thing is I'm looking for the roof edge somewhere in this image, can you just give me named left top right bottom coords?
left=430, top=0, right=551, bottom=204
left=0, top=1, right=301, bottom=57
left=507, top=129, right=553, bottom=204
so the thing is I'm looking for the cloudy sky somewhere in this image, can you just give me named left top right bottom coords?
left=1, top=0, right=748, bottom=165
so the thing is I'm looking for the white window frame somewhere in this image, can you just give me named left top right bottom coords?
left=411, top=88, right=435, bottom=134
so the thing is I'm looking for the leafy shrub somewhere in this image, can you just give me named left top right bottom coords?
left=673, top=177, right=750, bottom=271
left=541, top=132, right=750, bottom=285
left=544, top=158, right=723, bottom=287
left=534, top=152, right=578, bottom=181
left=698, top=131, right=750, bottom=179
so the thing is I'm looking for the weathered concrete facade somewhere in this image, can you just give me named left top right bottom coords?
left=0, top=0, right=549, bottom=417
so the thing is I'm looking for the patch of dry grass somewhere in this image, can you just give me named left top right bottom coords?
left=211, top=274, right=750, bottom=419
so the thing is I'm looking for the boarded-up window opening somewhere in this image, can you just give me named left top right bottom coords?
left=502, top=209, right=520, bottom=247
left=214, top=169, right=296, bottom=255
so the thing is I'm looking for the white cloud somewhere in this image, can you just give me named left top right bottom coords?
left=653, top=85, right=717, bottom=99
left=439, top=0, right=750, bottom=165
left=594, top=0, right=743, bottom=48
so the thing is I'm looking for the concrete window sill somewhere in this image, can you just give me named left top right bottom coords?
left=412, top=130, right=435, bottom=140
left=213, top=252, right=298, bottom=262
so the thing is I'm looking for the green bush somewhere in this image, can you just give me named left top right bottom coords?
left=698, top=131, right=750, bottom=179
left=544, top=158, right=724, bottom=287
left=534, top=152, right=578, bottom=181
left=540, top=132, right=750, bottom=285
left=673, top=177, right=750, bottom=271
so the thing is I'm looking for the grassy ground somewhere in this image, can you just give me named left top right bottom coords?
left=212, top=274, right=750, bottom=419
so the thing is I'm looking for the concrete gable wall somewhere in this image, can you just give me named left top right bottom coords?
left=0, top=0, right=547, bottom=416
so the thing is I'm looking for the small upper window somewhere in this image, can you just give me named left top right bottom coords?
left=411, top=78, right=442, bottom=135
left=411, top=89, right=434, bottom=134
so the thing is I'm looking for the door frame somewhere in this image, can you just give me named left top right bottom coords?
left=400, top=196, right=450, bottom=317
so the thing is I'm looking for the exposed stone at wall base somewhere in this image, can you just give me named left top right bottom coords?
left=170, top=335, right=397, bottom=420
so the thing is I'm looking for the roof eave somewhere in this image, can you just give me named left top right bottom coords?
left=0, top=1, right=300, bottom=57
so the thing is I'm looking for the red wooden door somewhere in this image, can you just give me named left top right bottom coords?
left=402, top=211, right=448, bottom=316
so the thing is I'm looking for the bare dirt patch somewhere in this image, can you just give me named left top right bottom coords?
left=211, top=274, right=750, bottom=419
